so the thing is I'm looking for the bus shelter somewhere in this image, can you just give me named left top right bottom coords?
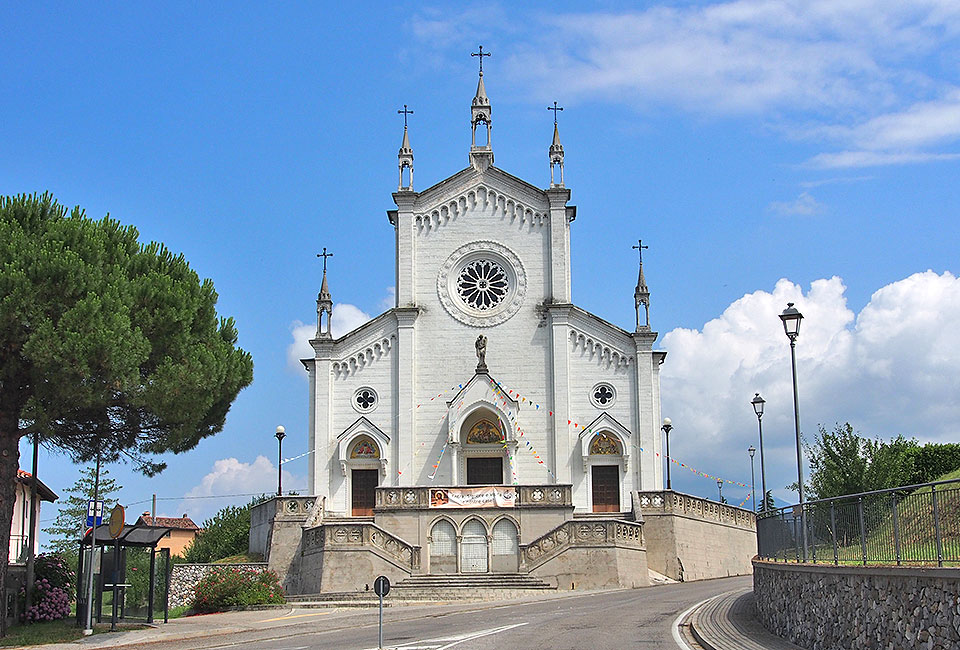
left=77, top=523, right=173, bottom=628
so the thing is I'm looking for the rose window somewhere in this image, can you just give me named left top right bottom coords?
left=456, top=259, right=509, bottom=311
left=353, top=387, right=378, bottom=413
left=591, top=383, right=616, bottom=408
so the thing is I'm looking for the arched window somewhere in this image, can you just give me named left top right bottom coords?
left=431, top=520, right=455, bottom=556
left=492, top=519, right=518, bottom=555
left=430, top=519, right=457, bottom=575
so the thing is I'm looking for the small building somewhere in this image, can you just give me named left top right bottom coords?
left=135, top=514, right=201, bottom=557
left=11, top=470, right=57, bottom=563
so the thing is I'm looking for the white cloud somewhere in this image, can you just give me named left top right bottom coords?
left=411, top=2, right=960, bottom=166
left=174, top=456, right=305, bottom=524
left=767, top=191, right=824, bottom=216
left=661, top=271, right=960, bottom=503
left=286, top=303, right=375, bottom=372
left=805, top=150, right=960, bottom=168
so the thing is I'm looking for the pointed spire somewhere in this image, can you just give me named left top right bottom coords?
left=316, top=248, right=334, bottom=339
left=547, top=102, right=565, bottom=188
left=470, top=46, right=493, bottom=160
left=397, top=105, right=414, bottom=190
left=632, top=240, right=651, bottom=331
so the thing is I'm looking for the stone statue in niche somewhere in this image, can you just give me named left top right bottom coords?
left=475, top=334, right=487, bottom=371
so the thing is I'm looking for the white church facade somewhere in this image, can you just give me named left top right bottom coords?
left=251, top=63, right=757, bottom=594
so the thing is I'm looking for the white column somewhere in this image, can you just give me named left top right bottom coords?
left=548, top=306, right=573, bottom=485
left=545, top=188, right=572, bottom=303
left=632, top=332, right=663, bottom=491
left=393, top=192, right=417, bottom=307
left=394, top=308, right=419, bottom=486
left=310, top=341, right=334, bottom=496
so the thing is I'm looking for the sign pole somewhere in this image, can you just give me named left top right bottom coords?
left=373, top=575, right=390, bottom=649
left=83, top=450, right=101, bottom=635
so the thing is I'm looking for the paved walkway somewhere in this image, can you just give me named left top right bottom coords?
left=685, top=588, right=803, bottom=650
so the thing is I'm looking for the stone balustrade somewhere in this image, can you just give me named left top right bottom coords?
left=521, top=519, right=644, bottom=571
left=303, top=522, right=421, bottom=572
left=635, top=490, right=756, bottom=530
left=375, top=484, right=573, bottom=510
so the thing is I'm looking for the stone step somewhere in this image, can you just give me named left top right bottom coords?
left=287, top=574, right=557, bottom=603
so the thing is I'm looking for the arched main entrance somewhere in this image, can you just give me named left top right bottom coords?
left=348, top=435, right=380, bottom=516
left=460, top=519, right=489, bottom=573
left=461, top=413, right=507, bottom=485
left=590, top=433, right=622, bottom=513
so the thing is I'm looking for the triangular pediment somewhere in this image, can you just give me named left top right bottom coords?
left=411, top=166, right=550, bottom=231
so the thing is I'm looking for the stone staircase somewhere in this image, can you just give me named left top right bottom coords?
left=288, top=573, right=557, bottom=604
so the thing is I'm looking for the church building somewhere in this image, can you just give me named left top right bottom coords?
left=247, top=58, right=759, bottom=596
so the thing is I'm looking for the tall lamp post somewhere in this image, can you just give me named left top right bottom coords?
left=716, top=478, right=723, bottom=503
left=780, top=302, right=806, bottom=560
left=661, top=418, right=673, bottom=490
left=748, top=446, right=757, bottom=513
left=751, top=393, right=767, bottom=512
left=275, top=426, right=286, bottom=497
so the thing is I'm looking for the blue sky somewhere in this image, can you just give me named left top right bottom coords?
left=3, top=2, right=959, bottom=543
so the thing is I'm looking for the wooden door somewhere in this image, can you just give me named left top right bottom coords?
left=351, top=469, right=378, bottom=516
left=466, top=457, right=503, bottom=485
left=592, top=465, right=620, bottom=513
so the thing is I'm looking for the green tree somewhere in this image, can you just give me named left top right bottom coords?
left=762, top=490, right=776, bottom=512
left=0, top=193, right=254, bottom=631
left=182, top=499, right=264, bottom=563
left=807, top=423, right=871, bottom=500
left=42, top=466, right=121, bottom=559
left=908, top=443, right=960, bottom=484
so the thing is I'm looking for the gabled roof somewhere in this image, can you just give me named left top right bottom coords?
left=15, top=469, right=58, bottom=502
left=136, top=514, right=200, bottom=531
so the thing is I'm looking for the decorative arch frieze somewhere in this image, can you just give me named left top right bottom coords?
left=414, top=184, right=548, bottom=234
left=332, top=336, right=395, bottom=378
left=569, top=329, right=631, bottom=370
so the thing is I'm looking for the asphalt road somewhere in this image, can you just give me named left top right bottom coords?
left=105, top=575, right=752, bottom=650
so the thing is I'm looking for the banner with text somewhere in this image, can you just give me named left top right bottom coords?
left=429, top=486, right=516, bottom=509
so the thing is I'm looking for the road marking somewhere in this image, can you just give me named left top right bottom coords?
left=365, top=622, right=529, bottom=650
left=262, top=610, right=334, bottom=622
left=671, top=590, right=739, bottom=650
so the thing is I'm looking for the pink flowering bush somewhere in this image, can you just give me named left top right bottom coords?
left=19, top=554, right=74, bottom=622
left=191, top=567, right=284, bottom=613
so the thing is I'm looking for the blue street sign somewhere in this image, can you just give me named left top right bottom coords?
left=86, top=500, right=104, bottom=527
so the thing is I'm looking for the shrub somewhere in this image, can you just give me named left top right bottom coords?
left=191, top=567, right=284, bottom=613
left=19, top=554, right=74, bottom=622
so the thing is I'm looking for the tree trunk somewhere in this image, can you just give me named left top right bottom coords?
left=0, top=418, right=22, bottom=637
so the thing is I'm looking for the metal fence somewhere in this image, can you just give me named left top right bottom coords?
left=757, top=478, right=960, bottom=566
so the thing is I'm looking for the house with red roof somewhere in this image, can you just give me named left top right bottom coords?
left=135, top=513, right=201, bottom=556
left=11, top=470, right=58, bottom=563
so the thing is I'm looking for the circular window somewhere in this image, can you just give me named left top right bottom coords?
left=438, top=241, right=527, bottom=327
left=591, top=383, right=616, bottom=408
left=353, top=387, right=378, bottom=413
left=457, top=259, right=509, bottom=311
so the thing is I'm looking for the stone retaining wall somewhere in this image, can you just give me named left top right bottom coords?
left=753, top=559, right=960, bottom=649
left=168, top=563, right=270, bottom=608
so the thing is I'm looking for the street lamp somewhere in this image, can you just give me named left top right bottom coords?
left=717, top=478, right=723, bottom=503
left=661, top=418, right=673, bottom=490
left=748, top=446, right=757, bottom=513
left=780, top=301, right=806, bottom=560
left=275, top=425, right=286, bottom=497
left=751, top=392, right=767, bottom=512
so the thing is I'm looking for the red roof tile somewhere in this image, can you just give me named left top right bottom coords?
left=136, top=515, right=200, bottom=530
